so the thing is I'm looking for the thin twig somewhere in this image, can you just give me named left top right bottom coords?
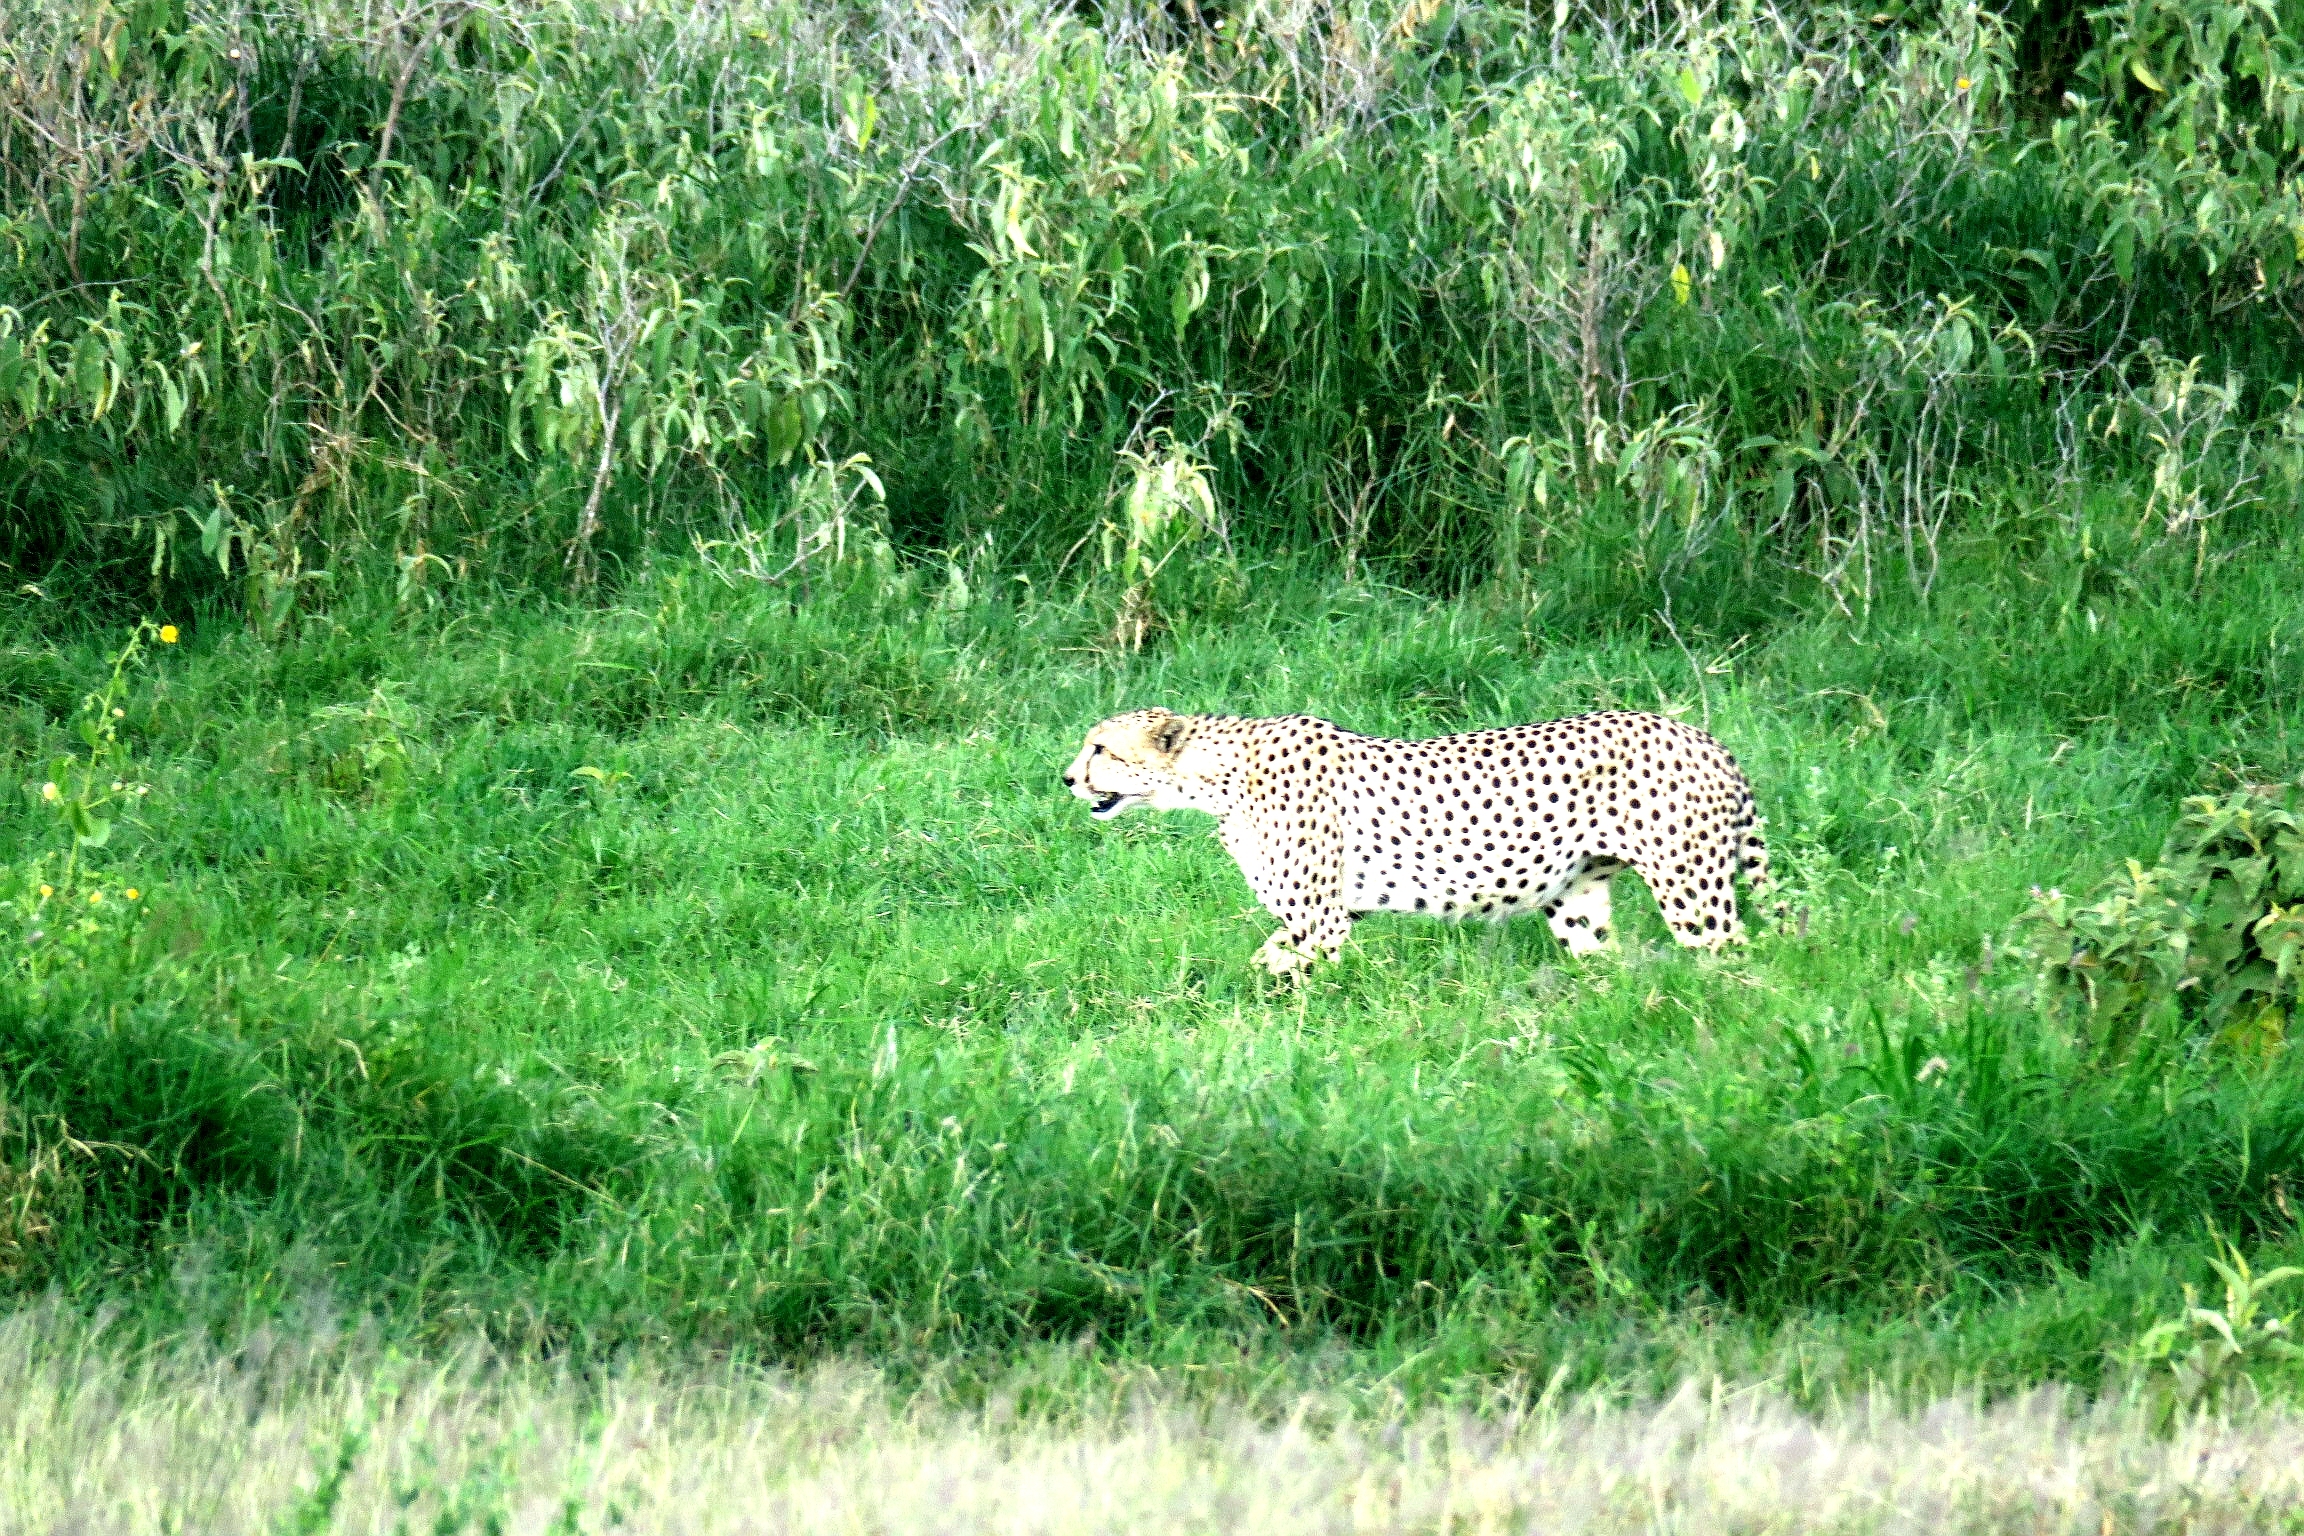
left=838, top=118, right=982, bottom=302
left=14, top=277, right=140, bottom=312
left=373, top=2, right=468, bottom=177
left=274, top=45, right=312, bottom=164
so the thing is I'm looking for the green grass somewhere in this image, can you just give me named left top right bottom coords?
left=6, top=524, right=2302, bottom=1402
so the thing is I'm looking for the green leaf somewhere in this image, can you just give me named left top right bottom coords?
left=2130, top=56, right=2166, bottom=94
left=70, top=807, right=111, bottom=847
left=764, top=394, right=804, bottom=466
left=843, top=82, right=877, bottom=151
left=1674, top=68, right=1703, bottom=109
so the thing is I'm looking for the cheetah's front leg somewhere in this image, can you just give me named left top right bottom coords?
left=1256, top=908, right=1355, bottom=977
left=1545, top=864, right=1620, bottom=956
left=1231, top=811, right=1352, bottom=976
left=1255, top=929, right=1312, bottom=976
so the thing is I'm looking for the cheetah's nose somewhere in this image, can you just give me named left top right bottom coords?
left=1061, top=772, right=1075, bottom=787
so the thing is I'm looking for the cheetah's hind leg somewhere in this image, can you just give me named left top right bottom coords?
left=1740, top=818, right=1790, bottom=933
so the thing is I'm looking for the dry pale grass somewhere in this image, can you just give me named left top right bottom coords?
left=4, top=1305, right=2303, bottom=1534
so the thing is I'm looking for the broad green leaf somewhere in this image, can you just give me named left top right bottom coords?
left=764, top=393, right=804, bottom=465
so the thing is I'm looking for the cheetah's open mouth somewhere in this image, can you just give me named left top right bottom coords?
left=1087, top=791, right=1138, bottom=819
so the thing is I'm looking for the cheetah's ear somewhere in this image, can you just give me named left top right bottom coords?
left=1151, top=715, right=1190, bottom=756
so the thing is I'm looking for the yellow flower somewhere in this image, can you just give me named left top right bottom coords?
left=88, top=891, right=102, bottom=904
left=125, top=888, right=140, bottom=901
left=38, top=885, right=52, bottom=898
left=40, top=781, right=59, bottom=801
left=160, top=625, right=179, bottom=644
left=1956, top=76, right=1971, bottom=91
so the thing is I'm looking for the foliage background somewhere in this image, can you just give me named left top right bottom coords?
left=3, top=0, right=2300, bottom=615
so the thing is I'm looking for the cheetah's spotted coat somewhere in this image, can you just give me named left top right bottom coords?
left=1063, top=709, right=1771, bottom=974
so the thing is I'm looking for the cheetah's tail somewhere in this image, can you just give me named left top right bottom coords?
left=1738, top=815, right=1791, bottom=928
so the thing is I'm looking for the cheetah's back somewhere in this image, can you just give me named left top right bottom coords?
left=1330, top=711, right=1762, bottom=947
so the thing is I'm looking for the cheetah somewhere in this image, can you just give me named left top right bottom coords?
left=1063, top=708, right=1772, bottom=975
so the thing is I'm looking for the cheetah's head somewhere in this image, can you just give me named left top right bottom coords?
left=1064, top=709, right=1227, bottom=820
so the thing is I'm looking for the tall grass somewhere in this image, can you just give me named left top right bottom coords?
left=3, top=0, right=2300, bottom=616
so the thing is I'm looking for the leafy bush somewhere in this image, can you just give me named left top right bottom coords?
left=2126, top=1233, right=2304, bottom=1414
left=2048, top=0, right=2304, bottom=290
left=1097, top=427, right=1236, bottom=650
left=5, top=0, right=2301, bottom=615
left=2032, top=781, right=2304, bottom=1054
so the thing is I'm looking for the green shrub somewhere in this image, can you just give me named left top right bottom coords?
left=2048, top=0, right=2304, bottom=291
left=2032, top=781, right=2304, bottom=1055
left=2125, top=1233, right=2304, bottom=1414
left=6, top=0, right=2301, bottom=615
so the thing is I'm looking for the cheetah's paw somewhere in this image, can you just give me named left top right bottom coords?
left=1255, top=932, right=1314, bottom=977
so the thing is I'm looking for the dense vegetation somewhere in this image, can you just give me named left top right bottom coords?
left=6, top=0, right=2301, bottom=612
left=5, top=0, right=2304, bottom=1431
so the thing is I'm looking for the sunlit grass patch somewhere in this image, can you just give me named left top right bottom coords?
left=2, top=554, right=2300, bottom=1400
